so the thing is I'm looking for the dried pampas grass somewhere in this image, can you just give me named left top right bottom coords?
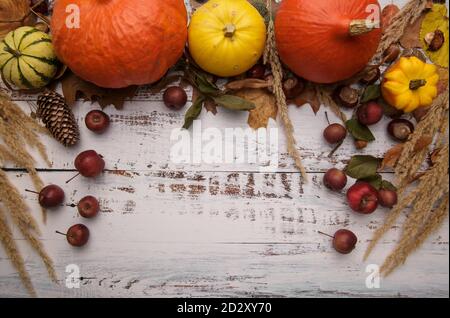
left=0, top=90, right=56, bottom=296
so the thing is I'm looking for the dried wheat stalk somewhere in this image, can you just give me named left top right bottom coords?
left=264, top=0, right=307, bottom=181
left=373, top=0, right=429, bottom=61
left=0, top=91, right=57, bottom=295
left=364, top=90, right=449, bottom=275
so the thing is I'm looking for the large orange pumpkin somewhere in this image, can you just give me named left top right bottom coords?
left=275, top=0, right=382, bottom=83
left=51, top=0, right=187, bottom=88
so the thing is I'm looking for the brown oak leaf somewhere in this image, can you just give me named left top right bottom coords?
left=291, top=85, right=321, bottom=114
left=234, top=88, right=277, bottom=129
left=61, top=72, right=138, bottom=110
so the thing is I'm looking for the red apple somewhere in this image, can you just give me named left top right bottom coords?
left=347, top=182, right=379, bottom=214
left=357, top=102, right=384, bottom=126
left=77, top=196, right=100, bottom=218
left=378, top=189, right=398, bottom=208
left=74, top=150, right=105, bottom=178
left=333, top=229, right=358, bottom=254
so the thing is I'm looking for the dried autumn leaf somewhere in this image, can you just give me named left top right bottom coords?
left=0, top=0, right=36, bottom=39
left=413, top=135, right=433, bottom=153
left=204, top=98, right=218, bottom=115
left=430, top=147, right=442, bottom=165
left=235, top=88, right=277, bottom=129
left=400, top=13, right=425, bottom=49
left=381, top=143, right=404, bottom=170
left=61, top=72, right=137, bottom=110
left=225, top=79, right=271, bottom=91
left=420, top=4, right=449, bottom=67
left=437, top=66, right=449, bottom=94
left=291, top=85, right=321, bottom=114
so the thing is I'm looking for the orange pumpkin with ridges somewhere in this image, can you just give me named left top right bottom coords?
left=275, top=0, right=382, bottom=84
left=51, top=0, right=187, bottom=88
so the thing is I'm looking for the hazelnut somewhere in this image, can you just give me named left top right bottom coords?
left=333, top=86, right=359, bottom=108
left=355, top=140, right=368, bottom=149
left=424, top=30, right=445, bottom=52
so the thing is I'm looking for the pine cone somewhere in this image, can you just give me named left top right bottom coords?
left=36, top=90, right=80, bottom=147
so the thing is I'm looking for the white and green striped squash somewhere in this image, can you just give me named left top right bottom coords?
left=0, top=26, right=58, bottom=90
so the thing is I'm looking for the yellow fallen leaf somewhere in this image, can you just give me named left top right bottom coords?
left=420, top=4, right=449, bottom=67
left=234, top=88, right=277, bottom=129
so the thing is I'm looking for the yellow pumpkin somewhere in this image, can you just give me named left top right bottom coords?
left=188, top=0, right=267, bottom=77
left=0, top=26, right=58, bottom=90
left=382, top=56, right=439, bottom=113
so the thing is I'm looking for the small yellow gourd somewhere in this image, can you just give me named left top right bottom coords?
left=188, top=0, right=267, bottom=77
left=382, top=56, right=439, bottom=113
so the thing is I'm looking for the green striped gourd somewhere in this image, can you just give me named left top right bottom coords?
left=0, top=26, right=58, bottom=90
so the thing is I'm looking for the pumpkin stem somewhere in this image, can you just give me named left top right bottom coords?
left=349, top=19, right=378, bottom=37
left=5, top=46, right=21, bottom=58
left=223, top=24, right=236, bottom=38
left=410, top=79, right=427, bottom=90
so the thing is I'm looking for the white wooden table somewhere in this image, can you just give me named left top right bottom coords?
left=0, top=0, right=448, bottom=298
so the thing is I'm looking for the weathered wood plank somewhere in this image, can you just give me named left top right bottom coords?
left=0, top=171, right=447, bottom=297
left=3, top=99, right=402, bottom=172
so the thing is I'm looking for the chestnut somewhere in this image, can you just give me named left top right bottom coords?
left=387, top=119, right=415, bottom=141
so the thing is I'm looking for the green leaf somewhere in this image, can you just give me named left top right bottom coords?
left=346, top=118, right=376, bottom=142
left=344, top=155, right=382, bottom=179
left=381, top=180, right=397, bottom=191
left=192, top=70, right=219, bottom=95
left=359, top=174, right=383, bottom=190
left=361, top=85, right=381, bottom=103
left=182, top=96, right=205, bottom=130
left=212, top=95, right=256, bottom=111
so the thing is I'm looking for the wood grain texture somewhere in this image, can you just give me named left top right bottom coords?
left=0, top=0, right=448, bottom=298
left=2, top=97, right=403, bottom=172
left=0, top=171, right=448, bottom=298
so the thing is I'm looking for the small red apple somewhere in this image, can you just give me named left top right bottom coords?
left=378, top=189, right=398, bottom=208
left=333, top=229, right=358, bottom=254
left=77, top=196, right=100, bottom=218
left=74, top=150, right=105, bottom=178
left=85, top=110, right=110, bottom=134
left=357, top=102, right=384, bottom=126
left=347, top=182, right=379, bottom=214
left=323, top=168, right=347, bottom=191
